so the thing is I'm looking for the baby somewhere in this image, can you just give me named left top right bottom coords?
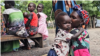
left=52, top=12, right=84, bottom=56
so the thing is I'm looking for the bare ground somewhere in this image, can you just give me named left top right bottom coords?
left=1, top=28, right=100, bottom=56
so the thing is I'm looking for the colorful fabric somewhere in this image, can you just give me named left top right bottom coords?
left=74, top=49, right=90, bottom=56
left=3, top=8, right=29, bottom=37
left=69, top=28, right=90, bottom=56
left=1, top=13, right=6, bottom=35
left=2, top=8, right=28, bottom=52
left=52, top=29, right=73, bottom=56
left=1, top=40, right=19, bottom=52
left=37, top=12, right=48, bottom=40
left=25, top=12, right=38, bottom=36
left=52, top=0, right=77, bottom=34
left=73, top=4, right=90, bottom=25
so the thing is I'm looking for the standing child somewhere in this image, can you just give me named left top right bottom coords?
left=48, top=12, right=86, bottom=56
left=21, top=3, right=38, bottom=50
left=37, top=3, right=48, bottom=40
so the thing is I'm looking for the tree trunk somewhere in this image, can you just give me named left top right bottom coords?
left=89, top=17, right=92, bottom=28
left=50, top=8, right=54, bottom=28
left=93, top=17, right=95, bottom=28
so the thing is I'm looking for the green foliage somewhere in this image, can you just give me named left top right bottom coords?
left=76, top=1, right=100, bottom=17
left=1, top=0, right=54, bottom=21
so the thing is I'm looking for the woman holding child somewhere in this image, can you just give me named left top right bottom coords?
left=48, top=4, right=90, bottom=56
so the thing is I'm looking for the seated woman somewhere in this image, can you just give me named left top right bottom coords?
left=2, top=1, right=28, bottom=52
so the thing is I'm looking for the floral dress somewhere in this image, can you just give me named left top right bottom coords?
left=24, top=12, right=38, bottom=36
left=52, top=29, right=73, bottom=56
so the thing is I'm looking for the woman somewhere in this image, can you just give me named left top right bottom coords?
left=52, top=0, right=76, bottom=34
left=69, top=4, right=90, bottom=56
left=2, top=1, right=28, bottom=52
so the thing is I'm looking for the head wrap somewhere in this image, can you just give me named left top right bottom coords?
left=73, top=4, right=90, bottom=25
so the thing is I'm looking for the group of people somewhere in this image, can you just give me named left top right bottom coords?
left=1, top=1, right=48, bottom=52
left=1, top=0, right=91, bottom=56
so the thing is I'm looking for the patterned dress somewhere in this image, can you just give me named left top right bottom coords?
left=1, top=13, right=6, bottom=35
left=37, top=12, right=48, bottom=40
left=24, top=12, right=38, bottom=36
left=52, top=29, right=73, bottom=56
left=69, top=28, right=90, bottom=56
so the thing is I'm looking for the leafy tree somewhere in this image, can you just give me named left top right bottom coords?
left=1, top=0, right=54, bottom=21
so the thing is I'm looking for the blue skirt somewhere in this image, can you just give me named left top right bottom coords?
left=47, top=49, right=58, bottom=56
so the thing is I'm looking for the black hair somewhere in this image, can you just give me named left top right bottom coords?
left=55, top=12, right=68, bottom=25
left=55, top=9, right=62, bottom=17
left=5, top=0, right=15, bottom=6
left=38, top=3, right=44, bottom=9
left=29, top=3, right=36, bottom=8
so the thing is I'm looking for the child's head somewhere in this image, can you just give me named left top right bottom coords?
left=37, top=3, right=44, bottom=12
left=55, top=12, right=72, bottom=31
left=55, top=9, right=63, bottom=18
left=23, top=12, right=28, bottom=18
left=70, top=4, right=89, bottom=28
left=28, top=3, right=36, bottom=12
left=4, top=0, right=15, bottom=9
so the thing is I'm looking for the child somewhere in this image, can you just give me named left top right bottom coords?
left=21, top=3, right=38, bottom=50
left=37, top=3, right=48, bottom=40
left=48, top=12, right=84, bottom=56
left=23, top=12, right=28, bottom=24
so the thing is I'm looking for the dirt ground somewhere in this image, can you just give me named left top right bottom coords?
left=1, top=28, right=100, bottom=56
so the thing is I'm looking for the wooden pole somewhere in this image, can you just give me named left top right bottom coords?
left=93, top=16, right=95, bottom=28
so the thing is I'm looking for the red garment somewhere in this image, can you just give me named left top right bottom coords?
left=24, top=17, right=28, bottom=24
left=24, top=12, right=38, bottom=36
left=30, top=12, right=38, bottom=27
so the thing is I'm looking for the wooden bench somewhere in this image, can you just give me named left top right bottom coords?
left=1, top=34, right=43, bottom=48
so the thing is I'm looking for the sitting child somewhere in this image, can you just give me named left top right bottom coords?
left=48, top=12, right=84, bottom=56
left=37, top=3, right=48, bottom=40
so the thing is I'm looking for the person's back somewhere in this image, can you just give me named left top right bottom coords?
left=3, top=7, right=29, bottom=37
left=4, top=8, right=24, bottom=26
left=2, top=1, right=28, bottom=52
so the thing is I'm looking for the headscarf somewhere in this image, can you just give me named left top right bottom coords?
left=73, top=4, right=90, bottom=25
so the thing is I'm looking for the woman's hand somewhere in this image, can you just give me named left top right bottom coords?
left=37, top=13, right=40, bottom=18
left=78, top=27, right=84, bottom=32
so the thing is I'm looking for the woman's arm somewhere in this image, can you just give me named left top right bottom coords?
left=3, top=14, right=9, bottom=28
left=72, top=27, right=84, bottom=39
